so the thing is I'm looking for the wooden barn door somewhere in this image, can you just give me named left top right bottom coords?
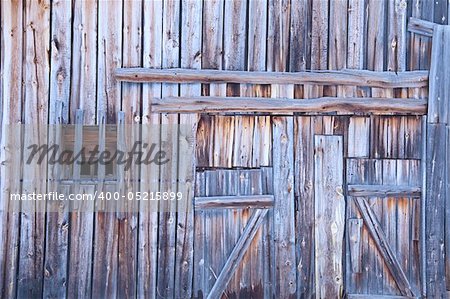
left=193, top=168, right=274, bottom=298
left=345, top=158, right=422, bottom=298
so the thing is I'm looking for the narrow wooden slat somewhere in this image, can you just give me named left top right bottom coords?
left=157, top=1, right=180, bottom=296
left=348, top=218, right=363, bottom=274
left=0, top=1, right=23, bottom=297
left=347, top=294, right=418, bottom=299
left=115, top=68, right=429, bottom=88
left=152, top=96, right=427, bottom=115
left=117, top=1, right=141, bottom=297
left=294, top=116, right=315, bottom=298
left=347, top=185, right=421, bottom=197
left=68, top=110, right=95, bottom=298
left=314, top=135, right=345, bottom=298
left=194, top=195, right=274, bottom=209
left=424, top=123, right=446, bottom=297
left=347, top=117, right=370, bottom=158
left=92, top=111, right=118, bottom=299
left=272, top=117, right=296, bottom=297
left=175, top=1, right=201, bottom=296
left=18, top=0, right=50, bottom=296
left=207, top=209, right=269, bottom=299
left=354, top=197, right=415, bottom=297
left=71, top=0, right=97, bottom=123
left=428, top=25, right=450, bottom=124
left=137, top=1, right=163, bottom=296
left=43, top=101, right=68, bottom=299
left=408, top=17, right=436, bottom=37
left=446, top=126, right=450, bottom=290
left=97, top=0, right=122, bottom=122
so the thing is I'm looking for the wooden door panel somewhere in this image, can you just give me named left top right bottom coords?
left=194, top=168, right=273, bottom=298
left=345, top=158, right=422, bottom=297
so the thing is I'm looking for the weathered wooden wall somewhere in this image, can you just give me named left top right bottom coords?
left=0, top=0, right=449, bottom=298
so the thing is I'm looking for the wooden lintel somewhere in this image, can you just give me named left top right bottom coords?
left=194, top=195, right=274, bottom=209
left=347, top=184, right=421, bottom=197
left=151, top=96, right=427, bottom=115
left=115, top=68, right=428, bottom=88
left=408, top=17, right=436, bottom=37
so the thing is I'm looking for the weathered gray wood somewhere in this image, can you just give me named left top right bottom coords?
left=117, top=1, right=141, bottom=297
left=71, top=0, right=97, bottom=123
left=115, top=68, right=429, bottom=88
left=348, top=218, right=363, bottom=274
left=175, top=3, right=202, bottom=294
left=294, top=117, right=315, bottom=298
left=424, top=124, right=446, bottom=297
left=92, top=111, right=118, bottom=299
left=194, top=195, right=274, bottom=209
left=0, top=1, right=23, bottom=297
left=428, top=25, right=450, bottom=124
left=347, top=117, right=370, bottom=158
left=408, top=17, right=436, bottom=37
left=446, top=126, right=450, bottom=290
left=97, top=0, right=122, bottom=122
left=68, top=110, right=95, bottom=298
left=43, top=101, right=68, bottom=299
left=156, top=0, right=180, bottom=297
left=347, top=294, right=418, bottom=299
left=207, top=208, right=268, bottom=299
left=152, top=96, right=427, bottom=115
left=314, top=135, right=345, bottom=298
left=272, top=117, right=296, bottom=297
left=347, top=185, right=421, bottom=197
left=137, top=1, right=162, bottom=297
left=354, top=196, right=415, bottom=297
left=18, top=1, right=50, bottom=297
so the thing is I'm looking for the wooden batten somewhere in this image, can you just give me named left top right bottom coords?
left=115, top=68, right=429, bottom=88
left=408, top=17, right=436, bottom=37
left=347, top=185, right=421, bottom=197
left=194, top=195, right=274, bottom=209
left=151, top=96, right=427, bottom=115
left=424, top=22, right=449, bottom=298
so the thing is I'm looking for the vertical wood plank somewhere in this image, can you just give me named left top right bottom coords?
left=294, top=116, right=315, bottom=298
left=18, top=0, right=50, bottom=297
left=348, top=117, right=370, bottom=158
left=0, top=1, right=23, bottom=297
left=71, top=0, right=97, bottom=124
left=157, top=1, right=180, bottom=297
left=314, top=135, right=345, bottom=298
left=92, top=112, right=118, bottom=299
left=446, top=126, right=450, bottom=291
left=117, top=1, right=142, bottom=297
left=175, top=1, right=201, bottom=297
left=138, top=1, right=163, bottom=296
left=67, top=110, right=94, bottom=298
left=97, top=0, right=122, bottom=122
left=272, top=117, right=296, bottom=297
left=43, top=101, right=69, bottom=299
left=425, top=124, right=446, bottom=297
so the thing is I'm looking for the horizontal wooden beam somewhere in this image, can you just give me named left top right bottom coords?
left=116, top=68, right=428, bottom=88
left=408, top=17, right=436, bottom=37
left=347, top=295, right=418, bottom=299
left=152, top=96, right=427, bottom=115
left=347, top=184, right=421, bottom=197
left=194, top=195, right=274, bottom=209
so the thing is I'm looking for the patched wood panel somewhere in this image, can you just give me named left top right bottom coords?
left=194, top=168, right=273, bottom=298
left=345, top=158, right=422, bottom=297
